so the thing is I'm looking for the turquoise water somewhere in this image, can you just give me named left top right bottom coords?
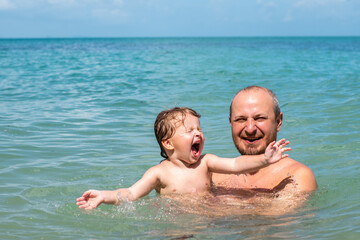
left=1, top=37, right=359, bottom=239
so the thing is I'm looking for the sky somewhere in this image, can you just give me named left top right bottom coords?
left=0, top=0, right=359, bottom=38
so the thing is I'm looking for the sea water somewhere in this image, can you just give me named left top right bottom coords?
left=0, top=37, right=359, bottom=239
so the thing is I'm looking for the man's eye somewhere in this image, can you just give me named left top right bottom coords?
left=255, top=117, right=266, bottom=121
left=235, top=118, right=246, bottom=122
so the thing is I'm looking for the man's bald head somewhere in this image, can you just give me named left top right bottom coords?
left=229, top=86, right=281, bottom=119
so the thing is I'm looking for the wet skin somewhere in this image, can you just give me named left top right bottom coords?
left=212, top=88, right=317, bottom=193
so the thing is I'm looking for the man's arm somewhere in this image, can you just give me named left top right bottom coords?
left=290, top=164, right=317, bottom=192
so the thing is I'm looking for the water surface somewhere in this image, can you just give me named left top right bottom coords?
left=0, top=37, right=359, bottom=239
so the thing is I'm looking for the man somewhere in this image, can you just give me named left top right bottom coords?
left=212, top=86, right=317, bottom=194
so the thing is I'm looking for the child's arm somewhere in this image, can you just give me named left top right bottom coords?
left=207, top=139, right=290, bottom=174
left=76, top=166, right=161, bottom=210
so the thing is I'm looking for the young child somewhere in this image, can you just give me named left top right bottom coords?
left=76, top=107, right=290, bottom=210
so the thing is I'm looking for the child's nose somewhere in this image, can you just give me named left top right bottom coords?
left=194, top=129, right=201, bottom=136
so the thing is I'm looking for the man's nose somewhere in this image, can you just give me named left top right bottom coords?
left=244, top=119, right=257, bottom=134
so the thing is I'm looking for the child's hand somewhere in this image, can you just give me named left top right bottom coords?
left=76, top=189, right=104, bottom=210
left=264, top=138, right=291, bottom=164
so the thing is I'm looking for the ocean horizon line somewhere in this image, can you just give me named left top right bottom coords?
left=1, top=35, right=359, bottom=40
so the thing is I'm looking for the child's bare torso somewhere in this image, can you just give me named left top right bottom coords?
left=155, top=155, right=212, bottom=195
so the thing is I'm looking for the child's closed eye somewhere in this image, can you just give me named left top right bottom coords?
left=188, top=128, right=202, bottom=133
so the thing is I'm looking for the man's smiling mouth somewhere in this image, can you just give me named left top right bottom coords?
left=243, top=137, right=262, bottom=143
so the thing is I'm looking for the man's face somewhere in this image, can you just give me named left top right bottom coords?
left=229, top=90, right=282, bottom=155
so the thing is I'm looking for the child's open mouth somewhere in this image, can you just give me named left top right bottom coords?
left=191, top=143, right=200, bottom=157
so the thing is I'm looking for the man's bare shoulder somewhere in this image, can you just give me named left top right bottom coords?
left=278, top=157, right=318, bottom=192
left=212, top=156, right=317, bottom=193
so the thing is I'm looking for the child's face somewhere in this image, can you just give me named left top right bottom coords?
left=168, top=114, right=205, bottom=165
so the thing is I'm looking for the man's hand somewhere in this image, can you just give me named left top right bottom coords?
left=265, top=138, right=291, bottom=164
left=76, top=189, right=104, bottom=210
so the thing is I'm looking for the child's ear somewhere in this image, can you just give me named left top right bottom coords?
left=162, top=139, right=174, bottom=150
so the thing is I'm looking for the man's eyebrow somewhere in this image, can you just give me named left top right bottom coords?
left=233, top=114, right=247, bottom=119
left=254, top=113, right=268, bottom=118
left=233, top=113, right=268, bottom=118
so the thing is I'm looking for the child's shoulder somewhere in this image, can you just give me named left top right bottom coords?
left=151, top=160, right=168, bottom=170
left=198, top=153, right=221, bottom=165
left=201, top=153, right=218, bottom=160
left=143, top=161, right=166, bottom=173
left=142, top=161, right=167, bottom=180
left=153, top=159, right=174, bottom=172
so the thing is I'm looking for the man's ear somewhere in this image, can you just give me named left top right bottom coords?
left=276, top=112, right=283, bottom=132
left=229, top=115, right=232, bottom=124
left=162, top=139, right=174, bottom=150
